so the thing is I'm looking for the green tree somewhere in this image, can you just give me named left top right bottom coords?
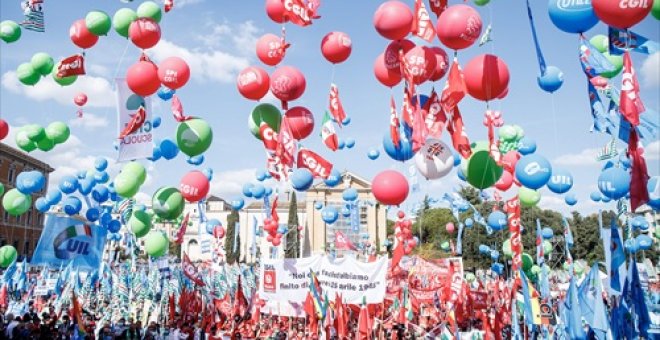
left=224, top=209, right=240, bottom=264
left=285, top=192, right=299, bottom=258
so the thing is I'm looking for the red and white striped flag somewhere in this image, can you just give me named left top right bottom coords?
left=412, top=0, right=436, bottom=42
left=328, top=84, right=347, bottom=127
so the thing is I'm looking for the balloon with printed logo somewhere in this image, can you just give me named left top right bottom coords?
left=324, top=168, right=342, bottom=187
left=592, top=0, right=652, bottom=29
left=436, top=4, right=483, bottom=50
left=374, top=53, right=402, bottom=87
left=91, top=184, right=109, bottom=203
left=59, top=176, right=79, bottom=195
left=464, top=54, right=510, bottom=101
left=52, top=62, right=78, bottom=86
left=429, top=47, right=450, bottom=81
left=113, top=8, right=137, bottom=38
left=16, top=63, right=40, bottom=86
left=270, top=66, right=306, bottom=104
left=158, top=57, right=190, bottom=90
left=636, top=234, right=653, bottom=250
left=487, top=211, right=507, bottom=231
left=35, top=197, right=51, bottom=213
left=2, top=189, right=31, bottom=216
left=547, top=0, right=599, bottom=33
left=373, top=1, right=414, bottom=40
left=70, top=19, right=99, bottom=49
left=230, top=198, right=245, bottom=211
left=598, top=167, right=630, bottom=199
left=256, top=33, right=286, bottom=66
left=383, top=132, right=415, bottom=162
left=647, top=176, right=660, bottom=209
left=129, top=210, right=152, bottom=238
left=321, top=31, right=352, bottom=64
left=547, top=168, right=573, bottom=194
left=404, top=46, right=437, bottom=84
left=86, top=10, right=111, bottom=36
left=265, top=0, right=289, bottom=23
left=515, top=154, right=552, bottom=190
left=30, top=52, right=54, bottom=76
left=372, top=170, right=409, bottom=206
left=249, top=103, right=282, bottom=139
left=0, top=20, right=21, bottom=43
left=144, top=231, right=169, bottom=257
left=129, top=18, right=161, bottom=49
left=283, top=106, right=314, bottom=140
left=152, top=187, right=184, bottom=220
left=517, top=137, right=536, bottom=155
left=62, top=196, right=82, bottom=216
left=237, top=66, right=270, bottom=101
left=290, top=168, right=314, bottom=191
left=73, top=92, right=88, bottom=108
left=0, top=246, right=17, bottom=268
left=179, top=170, right=210, bottom=202
left=537, top=65, right=564, bottom=93
left=519, top=187, right=541, bottom=207
left=176, top=118, right=213, bottom=157
left=126, top=60, right=160, bottom=96
left=86, top=208, right=100, bottom=222
left=384, top=39, right=415, bottom=72
left=136, top=1, right=162, bottom=23
left=321, top=206, right=339, bottom=224
left=414, top=139, right=454, bottom=180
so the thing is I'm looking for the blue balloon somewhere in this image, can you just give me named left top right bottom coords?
left=631, top=216, right=648, bottom=231
left=63, top=196, right=83, bottom=216
left=598, top=167, right=630, bottom=200
left=99, top=212, right=112, bottom=226
left=478, top=244, right=491, bottom=254
left=86, top=208, right=100, bottom=222
left=342, top=188, right=358, bottom=202
left=110, top=193, right=119, bottom=202
left=160, top=139, right=179, bottom=160
left=537, top=66, right=564, bottom=93
left=547, top=0, right=598, bottom=34
left=590, top=191, right=602, bottom=202
left=517, top=137, right=537, bottom=155
left=108, top=219, right=121, bottom=233
left=152, top=116, right=162, bottom=128
left=290, top=168, right=314, bottom=191
left=338, top=139, right=346, bottom=150
left=206, top=219, right=221, bottom=234
left=345, top=138, right=355, bottom=149
left=202, top=168, right=214, bottom=181
left=251, top=183, right=266, bottom=199
left=342, top=117, right=351, bottom=125
left=242, top=183, right=255, bottom=197
left=542, top=227, right=554, bottom=239
left=515, top=154, right=552, bottom=190
left=635, top=234, right=653, bottom=250
left=35, top=197, right=50, bottom=213
left=78, top=178, right=95, bottom=196
left=231, top=198, right=245, bottom=210
left=16, top=171, right=45, bottom=194
left=92, top=184, right=110, bottom=203
left=76, top=170, right=87, bottom=179
left=465, top=218, right=474, bottom=228
left=601, top=196, right=612, bottom=203
left=624, top=238, right=638, bottom=253
left=618, top=154, right=632, bottom=169
left=491, top=263, right=504, bottom=275
left=565, top=193, right=577, bottom=206
left=255, top=169, right=267, bottom=182
left=452, top=151, right=461, bottom=167
left=278, top=225, right=289, bottom=234
left=457, top=167, right=467, bottom=181
left=382, top=132, right=414, bottom=162
left=314, top=202, right=323, bottom=210
left=321, top=206, right=339, bottom=224
left=187, top=155, right=204, bottom=165
left=490, top=250, right=500, bottom=261
left=341, top=207, right=351, bottom=217
left=367, top=148, right=380, bottom=160
left=59, top=176, right=79, bottom=194
left=547, top=168, right=573, bottom=194
left=45, top=190, right=62, bottom=205
left=324, top=168, right=342, bottom=187
left=157, top=87, right=175, bottom=101
left=646, top=176, right=660, bottom=209
left=149, top=145, right=162, bottom=161
left=94, top=171, right=109, bottom=184
left=487, top=211, right=507, bottom=231
left=95, top=157, right=108, bottom=171
left=265, top=187, right=273, bottom=196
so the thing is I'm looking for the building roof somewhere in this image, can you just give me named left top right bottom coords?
left=0, top=143, right=55, bottom=173
left=311, top=170, right=371, bottom=190
left=207, top=195, right=226, bottom=202
left=245, top=201, right=306, bottom=211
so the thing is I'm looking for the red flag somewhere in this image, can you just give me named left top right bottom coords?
left=164, top=0, right=174, bottom=12
left=233, top=275, right=249, bottom=318
left=619, top=51, right=645, bottom=126
left=484, top=110, right=503, bottom=165
left=259, top=123, right=279, bottom=153
left=428, top=0, right=447, bottom=18
left=411, top=105, right=427, bottom=153
left=118, top=106, right=146, bottom=139
left=628, top=129, right=649, bottom=211
left=57, top=54, right=85, bottom=78
left=303, top=293, right=319, bottom=335
left=390, top=240, right=405, bottom=270
left=271, top=196, right=279, bottom=224
left=334, top=293, right=347, bottom=338
left=175, top=213, right=190, bottom=244
left=169, top=294, right=176, bottom=322
left=401, top=87, right=415, bottom=128
left=399, top=50, right=415, bottom=96
left=282, top=0, right=319, bottom=27
left=412, top=0, right=436, bottom=42
left=357, top=301, right=373, bottom=340
left=297, top=148, right=333, bottom=178
left=425, top=90, right=447, bottom=139
left=334, top=231, right=357, bottom=251
left=446, top=107, right=472, bottom=159
left=71, top=292, right=86, bottom=335
left=182, top=253, right=206, bottom=286
left=440, top=58, right=466, bottom=114
left=389, top=95, right=401, bottom=147
left=276, top=118, right=296, bottom=168
left=171, top=95, right=192, bottom=122
left=328, top=84, right=347, bottom=127
left=505, top=196, right=522, bottom=271
left=266, top=153, right=289, bottom=181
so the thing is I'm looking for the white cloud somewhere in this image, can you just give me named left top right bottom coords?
left=69, top=113, right=110, bottom=130
left=194, top=20, right=259, bottom=56
left=554, top=148, right=600, bottom=167
left=640, top=52, right=659, bottom=88
left=87, top=64, right=111, bottom=78
left=645, top=141, right=659, bottom=160
left=1, top=71, right=115, bottom=108
left=538, top=194, right=600, bottom=216
left=134, top=192, right=151, bottom=205
left=209, top=168, right=279, bottom=199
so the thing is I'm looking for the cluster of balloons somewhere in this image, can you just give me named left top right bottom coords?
left=127, top=55, right=190, bottom=97
left=114, top=162, right=147, bottom=199
left=242, top=182, right=273, bottom=200
left=393, top=211, right=417, bottom=255
left=247, top=103, right=316, bottom=142
left=14, top=122, right=70, bottom=153
left=16, top=52, right=55, bottom=86
left=0, top=20, right=21, bottom=44
left=263, top=217, right=286, bottom=246
left=547, top=0, right=655, bottom=34
left=2, top=173, right=41, bottom=216
left=497, top=124, right=526, bottom=154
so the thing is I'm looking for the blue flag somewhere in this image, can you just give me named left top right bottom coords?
left=563, top=276, right=586, bottom=340
left=610, top=219, right=626, bottom=293
left=525, top=0, right=546, bottom=75
left=589, top=81, right=617, bottom=135
left=622, top=260, right=651, bottom=339
left=31, top=214, right=108, bottom=271
left=519, top=270, right=535, bottom=327
left=579, top=35, right=615, bottom=78
left=608, top=27, right=659, bottom=55
left=579, top=264, right=609, bottom=339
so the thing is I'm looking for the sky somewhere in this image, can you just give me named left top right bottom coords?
left=0, top=0, right=658, bottom=218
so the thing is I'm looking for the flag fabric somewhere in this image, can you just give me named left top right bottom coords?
left=164, top=0, right=174, bottom=12
left=506, top=197, right=522, bottom=271
left=171, top=95, right=192, bottom=122
left=357, top=298, right=373, bottom=340
left=579, top=35, right=615, bottom=78
left=390, top=240, right=405, bottom=270
left=321, top=111, right=339, bottom=151
left=389, top=95, right=401, bottom=147
left=20, top=0, right=45, bottom=32
left=297, top=148, right=333, bottom=178
left=563, top=276, right=586, bottom=340
left=412, top=0, right=435, bottom=42
left=484, top=110, right=503, bottom=165
left=610, top=219, right=626, bottom=293
left=628, top=128, right=650, bottom=211
left=334, top=231, right=357, bottom=251
left=329, top=84, right=347, bottom=126
left=596, top=138, right=618, bottom=161
left=401, top=87, right=415, bottom=128
left=619, top=51, right=645, bottom=127
left=174, top=213, right=190, bottom=244
left=424, top=90, right=446, bottom=138
left=281, top=0, right=319, bottom=27
left=233, top=222, right=239, bottom=253
left=57, top=54, right=85, bottom=78
left=440, top=58, right=466, bottom=114
left=588, top=81, right=617, bottom=135
left=578, top=264, right=609, bottom=340
left=479, top=24, right=492, bottom=47
left=427, top=0, right=447, bottom=18
left=304, top=292, right=319, bottom=335
left=446, top=107, right=472, bottom=159
left=276, top=118, right=296, bottom=167
left=525, top=0, right=546, bottom=75
left=519, top=270, right=541, bottom=326
left=118, top=106, right=146, bottom=139
left=608, top=27, right=659, bottom=55
left=535, top=219, right=543, bottom=265
left=309, top=269, right=325, bottom=319
left=411, top=102, right=427, bottom=153
left=622, top=260, right=652, bottom=339
left=71, top=291, right=87, bottom=337
left=233, top=275, right=248, bottom=318
left=271, top=196, right=279, bottom=224
left=562, top=217, right=574, bottom=250
left=182, top=253, right=205, bottom=286
left=334, top=293, right=347, bottom=338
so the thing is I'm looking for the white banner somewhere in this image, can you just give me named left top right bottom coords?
left=259, top=255, right=387, bottom=316
left=115, top=78, right=154, bottom=162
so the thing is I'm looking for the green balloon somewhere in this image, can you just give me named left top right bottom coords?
left=466, top=149, right=503, bottom=189
left=121, top=162, right=146, bottom=184
left=129, top=210, right=152, bottom=238
left=52, top=62, right=77, bottom=86
left=2, top=189, right=32, bottom=216
left=498, top=125, right=517, bottom=141
left=113, top=8, right=138, bottom=38
left=653, top=0, right=660, bottom=20
left=15, top=129, right=37, bottom=152
left=543, top=240, right=553, bottom=255
left=144, top=231, right=169, bottom=258
left=152, top=187, right=184, bottom=220
left=114, top=174, right=141, bottom=198
left=474, top=0, right=490, bottom=5
left=512, top=125, right=524, bottom=141
left=86, top=10, right=112, bottom=36
left=45, top=121, right=70, bottom=144
left=16, top=63, right=40, bottom=86
left=249, top=103, right=282, bottom=139
left=601, top=52, right=623, bottom=79
left=137, top=1, right=162, bottom=23
left=502, top=239, right=512, bottom=258
left=176, top=118, right=213, bottom=157
left=465, top=273, right=476, bottom=282
left=589, top=35, right=609, bottom=54
left=36, top=137, right=55, bottom=152
left=24, top=124, right=46, bottom=142
left=0, top=183, right=4, bottom=196
left=30, top=53, right=54, bottom=76
left=440, top=241, right=450, bottom=251
left=522, top=253, right=533, bottom=271
left=0, top=20, right=21, bottom=43
left=519, top=187, right=541, bottom=207
left=531, top=265, right=542, bottom=275
left=0, top=246, right=17, bottom=268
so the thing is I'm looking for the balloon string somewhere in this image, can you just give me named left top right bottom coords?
left=549, top=93, right=560, bottom=149
left=330, top=63, right=336, bottom=85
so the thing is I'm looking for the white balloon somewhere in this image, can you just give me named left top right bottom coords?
left=414, top=139, right=454, bottom=180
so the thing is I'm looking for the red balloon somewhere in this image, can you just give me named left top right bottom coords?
left=463, top=54, right=510, bottom=101
left=372, top=170, right=409, bottom=206
left=403, top=46, right=437, bottom=84
left=374, top=53, right=402, bottom=87
left=500, top=150, right=520, bottom=174
left=256, top=34, right=285, bottom=66
left=158, top=57, right=190, bottom=90
left=436, top=4, right=482, bottom=50
left=497, top=87, right=509, bottom=99
left=237, top=66, right=270, bottom=101
left=70, top=19, right=99, bottom=49
left=74, top=93, right=87, bottom=107
left=266, top=235, right=274, bottom=242
left=401, top=220, right=412, bottom=229
left=283, top=106, right=314, bottom=140
left=270, top=66, right=306, bottom=103
left=397, top=211, right=405, bottom=219
left=321, top=32, right=352, bottom=64
left=265, top=0, right=289, bottom=23
left=592, top=0, right=653, bottom=29
left=384, top=39, right=415, bottom=72
left=129, top=18, right=161, bottom=49
left=495, top=170, right=513, bottom=191
left=446, top=222, right=455, bottom=233
left=408, top=238, right=417, bottom=248
left=428, top=47, right=450, bottom=81
left=297, top=225, right=303, bottom=231
left=126, top=60, right=161, bottom=97
left=272, top=238, right=281, bottom=246
left=0, top=119, right=8, bottom=141
left=214, top=226, right=225, bottom=238
left=373, top=1, right=414, bottom=40
left=179, top=170, right=210, bottom=202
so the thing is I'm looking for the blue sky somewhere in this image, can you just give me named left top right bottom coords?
left=0, top=0, right=658, bottom=216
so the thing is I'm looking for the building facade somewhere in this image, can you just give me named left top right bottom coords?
left=0, top=143, right=54, bottom=259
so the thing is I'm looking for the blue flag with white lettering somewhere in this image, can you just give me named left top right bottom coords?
left=31, top=215, right=108, bottom=271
